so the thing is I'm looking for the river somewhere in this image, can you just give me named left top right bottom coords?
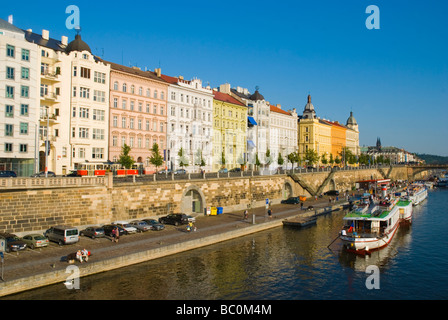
left=5, top=188, right=448, bottom=300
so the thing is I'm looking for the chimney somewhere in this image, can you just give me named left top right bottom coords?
left=61, top=36, right=68, bottom=46
left=42, top=29, right=49, bottom=40
left=154, top=68, right=161, bottom=77
left=132, top=66, right=141, bottom=70
left=8, top=15, right=13, bottom=24
left=179, top=75, right=184, bottom=80
left=219, top=83, right=231, bottom=94
left=276, top=104, right=282, bottom=109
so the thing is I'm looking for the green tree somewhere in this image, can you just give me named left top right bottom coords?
left=265, top=149, right=272, bottom=167
left=334, top=156, right=341, bottom=165
left=221, top=151, right=226, bottom=168
left=119, top=144, right=135, bottom=169
left=178, top=147, right=189, bottom=168
left=149, top=143, right=164, bottom=172
left=304, top=149, right=319, bottom=166
left=321, top=153, right=328, bottom=165
left=329, top=153, right=334, bottom=165
left=255, top=153, right=261, bottom=169
left=277, top=153, right=284, bottom=166
left=195, top=149, right=206, bottom=170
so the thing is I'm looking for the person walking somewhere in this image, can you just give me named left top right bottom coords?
left=268, top=208, right=272, bottom=219
left=243, top=209, right=248, bottom=220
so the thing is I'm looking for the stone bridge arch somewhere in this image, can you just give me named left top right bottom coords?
left=283, top=181, right=294, bottom=199
left=181, top=185, right=206, bottom=215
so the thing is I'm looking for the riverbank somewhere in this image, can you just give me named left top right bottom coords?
left=0, top=197, right=347, bottom=297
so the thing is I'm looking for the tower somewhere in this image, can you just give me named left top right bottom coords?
left=302, top=95, right=316, bottom=119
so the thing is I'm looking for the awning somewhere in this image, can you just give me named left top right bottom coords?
left=247, top=140, right=256, bottom=148
left=248, top=116, right=257, bottom=126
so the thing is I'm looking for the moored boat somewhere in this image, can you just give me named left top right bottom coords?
left=407, top=183, right=428, bottom=206
left=340, top=181, right=413, bottom=255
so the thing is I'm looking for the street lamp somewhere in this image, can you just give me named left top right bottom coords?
left=45, top=106, right=49, bottom=178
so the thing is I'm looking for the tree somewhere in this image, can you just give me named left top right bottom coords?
left=255, top=153, right=261, bottom=169
left=178, top=147, right=189, bottom=168
left=334, top=156, right=341, bottom=165
left=321, top=153, right=328, bottom=165
left=221, top=151, right=226, bottom=168
left=277, top=153, right=284, bottom=166
left=149, top=143, right=164, bottom=172
left=119, top=144, right=134, bottom=169
left=287, top=152, right=300, bottom=168
left=195, top=149, right=206, bottom=171
left=265, top=149, right=272, bottom=168
left=329, top=153, right=334, bottom=165
left=304, top=149, right=319, bottom=166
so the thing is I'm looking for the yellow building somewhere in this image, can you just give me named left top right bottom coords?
left=212, top=90, right=247, bottom=171
left=298, top=95, right=359, bottom=166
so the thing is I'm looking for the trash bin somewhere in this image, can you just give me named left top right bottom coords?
left=210, top=207, right=217, bottom=215
left=217, top=207, right=223, bottom=215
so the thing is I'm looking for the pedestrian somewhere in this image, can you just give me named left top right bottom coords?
left=243, top=209, right=248, bottom=220
left=76, top=250, right=83, bottom=263
left=81, top=248, right=89, bottom=262
left=268, top=208, right=272, bottom=219
left=113, top=226, right=119, bottom=243
left=300, top=202, right=304, bottom=210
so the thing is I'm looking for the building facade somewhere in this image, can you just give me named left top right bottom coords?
left=107, top=62, right=168, bottom=172
left=1, top=19, right=39, bottom=176
left=162, top=74, right=213, bottom=172
left=212, top=90, right=247, bottom=171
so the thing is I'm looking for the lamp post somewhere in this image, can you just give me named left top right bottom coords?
left=45, top=106, right=49, bottom=178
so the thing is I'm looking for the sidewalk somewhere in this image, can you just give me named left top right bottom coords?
left=0, top=195, right=348, bottom=297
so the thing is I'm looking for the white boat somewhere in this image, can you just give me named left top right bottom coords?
left=407, top=183, right=428, bottom=206
left=340, top=192, right=413, bottom=255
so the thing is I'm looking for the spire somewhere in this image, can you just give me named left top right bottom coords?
left=302, top=94, right=316, bottom=119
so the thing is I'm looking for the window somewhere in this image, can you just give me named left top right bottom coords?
left=113, top=98, right=118, bottom=108
left=5, top=105, right=13, bottom=117
left=122, top=83, right=127, bottom=92
left=6, top=67, right=14, bottom=80
left=129, top=118, right=134, bottom=129
left=20, top=122, right=28, bottom=135
left=113, top=116, right=118, bottom=127
left=138, top=119, right=142, bottom=130
left=5, top=124, right=13, bottom=137
left=92, top=128, right=105, bottom=140
left=94, top=71, right=106, bottom=84
left=93, top=90, right=105, bottom=102
left=72, top=86, right=77, bottom=97
left=171, top=92, right=176, bottom=101
left=93, top=109, right=105, bottom=121
left=80, top=87, right=90, bottom=99
left=122, top=117, right=126, bottom=128
left=79, top=127, right=89, bottom=138
left=6, top=45, right=15, bottom=58
left=21, top=104, right=29, bottom=116
left=171, top=106, right=176, bottom=116
left=131, top=85, right=135, bottom=94
left=139, top=87, right=143, bottom=95
left=129, top=137, right=134, bottom=147
left=79, top=148, right=86, bottom=158
left=161, top=91, right=165, bottom=100
left=122, top=99, right=127, bottom=109
left=5, top=143, right=13, bottom=152
left=41, top=84, right=48, bottom=97
left=153, top=105, right=157, bottom=114
left=113, top=81, right=118, bottom=90
left=21, top=86, right=29, bottom=98
left=160, top=106, right=164, bottom=115
left=130, top=101, right=134, bottom=111
left=154, top=90, right=158, bottom=99
left=20, top=144, right=28, bottom=153
left=121, top=136, right=126, bottom=146
left=160, top=122, right=164, bottom=132
left=79, top=107, right=89, bottom=118
left=112, top=136, right=118, bottom=146
left=21, top=67, right=29, bottom=80
left=6, top=86, right=14, bottom=99
left=146, top=88, right=150, bottom=97
left=80, top=67, right=91, bottom=79
left=73, top=66, right=77, bottom=77
left=21, top=49, right=30, bottom=61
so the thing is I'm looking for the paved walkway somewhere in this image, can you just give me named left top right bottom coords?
left=0, top=195, right=349, bottom=295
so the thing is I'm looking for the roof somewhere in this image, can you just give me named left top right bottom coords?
left=102, top=60, right=167, bottom=83
left=213, top=90, right=246, bottom=107
left=270, top=104, right=290, bottom=116
left=0, top=18, right=24, bottom=35
left=249, top=90, right=265, bottom=101
left=24, top=30, right=66, bottom=52
left=65, top=34, right=91, bottom=53
left=160, top=74, right=181, bottom=84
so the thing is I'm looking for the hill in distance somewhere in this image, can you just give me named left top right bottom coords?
left=416, top=153, right=448, bottom=165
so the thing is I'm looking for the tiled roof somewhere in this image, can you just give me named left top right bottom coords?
left=102, top=59, right=167, bottom=83
left=24, top=30, right=66, bottom=52
left=270, top=104, right=291, bottom=116
left=213, top=90, right=246, bottom=106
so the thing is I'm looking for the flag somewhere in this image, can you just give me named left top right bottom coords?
left=348, top=221, right=354, bottom=233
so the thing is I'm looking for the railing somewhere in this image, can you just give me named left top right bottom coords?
left=0, top=177, right=106, bottom=190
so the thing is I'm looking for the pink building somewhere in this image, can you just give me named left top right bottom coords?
left=106, top=61, right=168, bottom=172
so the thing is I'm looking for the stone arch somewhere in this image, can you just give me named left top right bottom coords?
left=283, top=181, right=294, bottom=199
left=181, top=185, right=206, bottom=215
left=329, top=179, right=336, bottom=191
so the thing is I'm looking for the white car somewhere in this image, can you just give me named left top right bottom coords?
left=112, top=221, right=138, bottom=234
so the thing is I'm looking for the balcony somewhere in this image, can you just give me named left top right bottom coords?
left=41, top=71, right=61, bottom=82
left=40, top=92, right=58, bottom=102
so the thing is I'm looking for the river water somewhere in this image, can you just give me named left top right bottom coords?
left=5, top=188, right=448, bottom=300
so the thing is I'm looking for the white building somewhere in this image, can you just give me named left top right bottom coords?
left=0, top=18, right=39, bottom=176
left=269, top=104, right=298, bottom=170
left=162, top=74, right=213, bottom=172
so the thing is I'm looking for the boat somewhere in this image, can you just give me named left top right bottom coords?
left=407, top=183, right=428, bottom=206
left=340, top=181, right=413, bottom=255
left=436, top=178, right=447, bottom=188
left=283, top=216, right=317, bottom=228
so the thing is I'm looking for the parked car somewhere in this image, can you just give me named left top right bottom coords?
left=218, top=168, right=228, bottom=174
left=31, top=171, right=56, bottom=177
left=281, top=197, right=301, bottom=204
left=158, top=213, right=189, bottom=226
left=44, top=225, right=79, bottom=245
left=102, top=224, right=126, bottom=237
left=158, top=169, right=172, bottom=174
left=142, top=219, right=165, bottom=231
left=130, top=220, right=151, bottom=232
left=174, top=169, right=187, bottom=175
left=79, top=226, right=105, bottom=239
left=229, top=167, right=241, bottom=172
left=20, top=233, right=49, bottom=249
left=111, top=221, right=138, bottom=234
left=324, top=190, right=340, bottom=196
left=0, top=233, right=27, bottom=252
left=65, top=170, right=79, bottom=177
left=186, top=215, right=196, bottom=223
left=0, top=170, right=17, bottom=178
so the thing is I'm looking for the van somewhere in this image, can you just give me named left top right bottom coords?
left=44, top=225, right=79, bottom=245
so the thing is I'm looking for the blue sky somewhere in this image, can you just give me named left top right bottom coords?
left=3, top=0, right=448, bottom=155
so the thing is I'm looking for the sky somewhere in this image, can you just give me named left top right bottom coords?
left=2, top=0, right=447, bottom=156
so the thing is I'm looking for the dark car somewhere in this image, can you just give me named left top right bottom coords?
left=324, top=190, right=340, bottom=196
left=281, top=197, right=301, bottom=204
left=0, top=170, right=17, bottom=178
left=229, top=167, right=241, bottom=172
left=0, top=233, right=27, bottom=252
left=142, top=219, right=165, bottom=231
left=102, top=224, right=126, bottom=237
left=31, top=171, right=56, bottom=177
left=158, top=213, right=189, bottom=226
left=80, top=226, right=105, bottom=239
left=174, top=169, right=186, bottom=175
left=65, top=170, right=79, bottom=177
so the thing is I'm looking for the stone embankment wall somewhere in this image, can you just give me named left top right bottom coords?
left=0, top=166, right=429, bottom=234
